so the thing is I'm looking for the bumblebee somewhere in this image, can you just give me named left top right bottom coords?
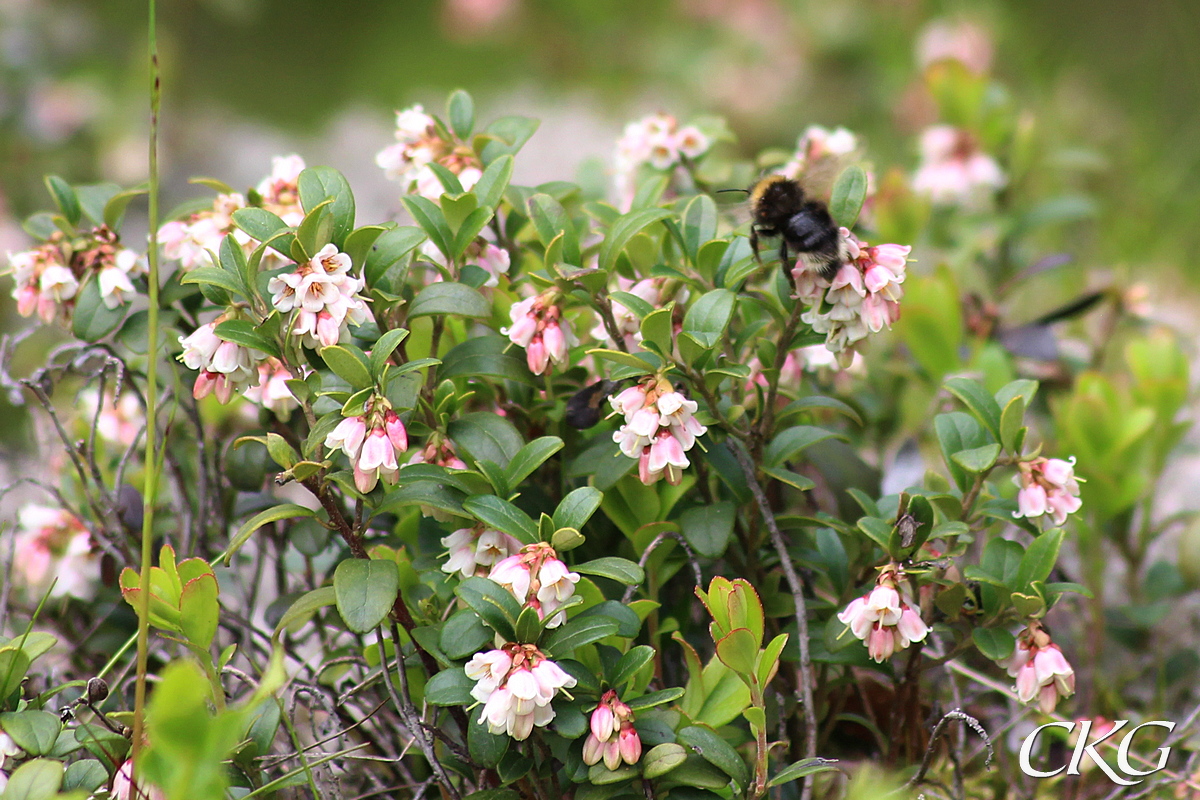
left=564, top=379, right=622, bottom=429
left=746, top=175, right=847, bottom=280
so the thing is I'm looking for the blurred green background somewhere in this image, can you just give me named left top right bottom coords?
left=2, top=0, right=1197, bottom=278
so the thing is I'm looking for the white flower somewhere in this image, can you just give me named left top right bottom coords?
left=467, top=645, right=577, bottom=740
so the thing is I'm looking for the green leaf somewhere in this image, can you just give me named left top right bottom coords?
left=586, top=348, right=658, bottom=372
left=553, top=487, right=603, bottom=530
left=935, top=412, right=992, bottom=491
left=1000, top=394, right=1027, bottom=454
left=945, top=377, right=1003, bottom=440
left=1015, top=527, right=1065, bottom=589
left=474, top=154, right=514, bottom=210
left=856, top=517, right=892, bottom=551
left=504, top=437, right=564, bottom=488
left=779, top=395, right=864, bottom=427
left=452, top=206, right=496, bottom=261
left=408, top=281, right=491, bottom=319
left=456, top=577, right=522, bottom=641
left=363, top=225, right=425, bottom=288
left=764, top=426, right=847, bottom=467
left=579, top=600, right=641, bottom=638
left=609, top=645, right=655, bottom=689
left=679, top=502, right=734, bottom=558
left=179, top=573, right=220, bottom=650
left=74, top=182, right=122, bottom=226
left=542, top=616, right=621, bottom=657
left=574, top=557, right=644, bottom=586
left=626, top=686, right=686, bottom=712
left=972, top=627, right=1016, bottom=661
left=232, top=207, right=295, bottom=256
left=425, top=667, right=476, bottom=705
left=462, top=495, right=539, bottom=544
left=104, top=186, right=147, bottom=230
left=480, top=115, right=540, bottom=163
left=682, top=288, right=736, bottom=349
left=369, top=327, right=410, bottom=378
left=44, top=175, right=81, bottom=226
left=714, top=628, right=758, bottom=675
left=273, top=586, right=337, bottom=637
left=640, top=307, right=674, bottom=355
left=0, top=711, right=61, bottom=756
left=528, top=193, right=581, bottom=266
left=440, top=608, right=494, bottom=659
left=70, top=276, right=128, bottom=342
left=214, top=319, right=281, bottom=359
left=768, top=758, right=843, bottom=788
left=609, top=291, right=655, bottom=319
left=0, top=648, right=30, bottom=704
left=180, top=265, right=244, bottom=296
left=298, top=166, right=355, bottom=246
left=401, top=195, right=454, bottom=259
left=62, top=759, right=108, bottom=793
left=225, top=504, right=315, bottom=564
left=829, top=165, right=868, bottom=228
left=439, top=334, right=540, bottom=388
left=598, top=207, right=674, bottom=272
left=760, top=466, right=816, bottom=492
left=951, top=443, right=1001, bottom=474
left=468, top=713, right=510, bottom=769
left=642, top=743, right=688, bottom=779
left=2, top=758, right=63, bottom=800
left=333, top=558, right=400, bottom=634
left=681, top=194, right=718, bottom=265
left=448, top=88, right=475, bottom=138
left=678, top=725, right=750, bottom=789
left=320, top=344, right=374, bottom=390
left=449, top=412, right=525, bottom=467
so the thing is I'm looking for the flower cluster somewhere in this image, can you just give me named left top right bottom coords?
left=1013, top=456, right=1082, bottom=526
left=583, top=690, right=642, bottom=769
left=777, top=125, right=860, bottom=183
left=611, top=378, right=707, bottom=486
left=242, top=358, right=299, bottom=419
left=268, top=243, right=372, bottom=348
left=441, top=525, right=523, bottom=578
left=502, top=293, right=576, bottom=375
left=837, top=565, right=929, bottom=662
left=591, top=276, right=688, bottom=351
left=158, top=192, right=250, bottom=271
left=410, top=434, right=469, bottom=471
left=324, top=397, right=409, bottom=493
left=178, top=317, right=264, bottom=403
left=796, top=230, right=910, bottom=365
left=465, top=643, right=576, bottom=740
left=1002, top=623, right=1076, bottom=714
left=7, top=226, right=144, bottom=323
left=916, top=18, right=994, bottom=75
left=111, top=758, right=166, bottom=800
left=12, top=504, right=99, bottom=602
left=614, top=113, right=710, bottom=210
left=488, top=542, right=579, bottom=628
left=376, top=104, right=483, bottom=201
left=911, top=125, right=1005, bottom=206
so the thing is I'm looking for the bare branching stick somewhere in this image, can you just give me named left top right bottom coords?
left=730, top=441, right=818, bottom=800
left=621, top=529, right=704, bottom=603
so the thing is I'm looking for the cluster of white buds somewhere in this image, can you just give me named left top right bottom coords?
left=1002, top=623, right=1076, bottom=714
left=837, top=564, right=929, bottom=663
left=1013, top=456, right=1083, bottom=526
left=465, top=643, right=577, bottom=740
left=796, top=230, right=910, bottom=366
left=614, top=112, right=710, bottom=210
left=911, top=125, right=1005, bottom=206
left=441, top=525, right=523, bottom=578
left=610, top=377, right=707, bottom=486
left=177, top=316, right=265, bottom=403
left=242, top=358, right=299, bottom=419
left=8, top=241, right=78, bottom=323
left=268, top=243, right=372, bottom=348
left=12, top=504, right=98, bottom=602
left=583, top=690, right=642, bottom=769
left=158, top=192, right=250, bottom=271
left=376, top=104, right=483, bottom=201
left=324, top=396, right=409, bottom=493
left=488, top=542, right=579, bottom=628
left=502, top=293, right=576, bottom=375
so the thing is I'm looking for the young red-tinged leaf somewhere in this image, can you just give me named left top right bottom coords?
left=714, top=628, right=758, bottom=677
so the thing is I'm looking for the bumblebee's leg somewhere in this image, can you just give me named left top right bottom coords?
left=779, top=240, right=796, bottom=292
left=750, top=226, right=762, bottom=266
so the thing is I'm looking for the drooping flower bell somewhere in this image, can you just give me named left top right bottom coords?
left=502, top=292, right=577, bottom=375
left=1001, top=622, right=1075, bottom=714
left=611, top=377, right=707, bottom=486
left=837, top=564, right=929, bottom=662
left=323, top=396, right=410, bottom=493
left=1012, top=456, right=1083, bottom=526
left=487, top=542, right=579, bottom=628
left=465, top=643, right=577, bottom=740
left=583, top=690, right=642, bottom=769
